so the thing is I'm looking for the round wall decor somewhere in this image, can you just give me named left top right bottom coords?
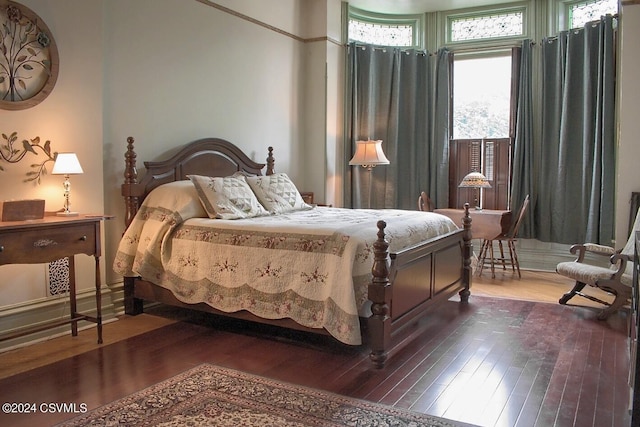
left=0, top=1, right=59, bottom=110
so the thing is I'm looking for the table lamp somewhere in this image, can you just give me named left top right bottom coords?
left=458, top=171, right=491, bottom=210
left=349, top=140, right=390, bottom=208
left=52, top=152, right=84, bottom=216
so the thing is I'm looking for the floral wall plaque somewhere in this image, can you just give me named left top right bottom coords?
left=0, top=1, right=59, bottom=110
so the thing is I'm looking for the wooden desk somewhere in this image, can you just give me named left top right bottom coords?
left=0, top=213, right=111, bottom=344
left=434, top=208, right=512, bottom=240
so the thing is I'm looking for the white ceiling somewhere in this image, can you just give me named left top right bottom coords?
left=348, top=0, right=515, bottom=14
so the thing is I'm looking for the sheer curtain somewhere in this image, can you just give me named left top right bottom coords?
left=345, top=43, right=451, bottom=209
left=535, top=15, right=616, bottom=244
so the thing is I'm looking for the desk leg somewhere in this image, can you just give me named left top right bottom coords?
left=69, top=256, right=78, bottom=337
left=95, top=255, right=103, bottom=344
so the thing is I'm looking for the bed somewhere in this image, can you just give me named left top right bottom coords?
left=115, top=136, right=472, bottom=368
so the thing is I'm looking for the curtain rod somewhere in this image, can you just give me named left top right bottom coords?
left=351, top=43, right=434, bottom=56
left=538, top=13, right=618, bottom=44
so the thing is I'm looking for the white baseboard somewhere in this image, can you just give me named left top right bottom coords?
left=0, top=286, right=117, bottom=352
left=475, top=238, right=611, bottom=272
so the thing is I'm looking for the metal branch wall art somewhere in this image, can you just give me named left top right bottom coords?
left=0, top=1, right=59, bottom=110
left=1, top=131, right=56, bottom=184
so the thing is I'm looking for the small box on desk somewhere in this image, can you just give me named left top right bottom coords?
left=0, top=199, right=45, bottom=221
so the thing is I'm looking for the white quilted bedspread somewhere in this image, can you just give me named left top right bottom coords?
left=113, top=181, right=458, bottom=345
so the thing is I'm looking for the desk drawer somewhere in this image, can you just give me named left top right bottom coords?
left=0, top=223, right=96, bottom=264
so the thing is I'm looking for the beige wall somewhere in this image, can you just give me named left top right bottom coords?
left=616, top=2, right=640, bottom=245
left=0, top=0, right=333, bottom=349
left=1, top=0, right=636, bottom=347
left=0, top=0, right=104, bottom=306
left=102, top=0, right=311, bottom=289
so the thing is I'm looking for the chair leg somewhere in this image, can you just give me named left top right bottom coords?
left=594, top=279, right=633, bottom=320
left=559, top=281, right=586, bottom=305
left=508, top=240, right=520, bottom=278
left=498, top=241, right=507, bottom=270
left=597, top=293, right=629, bottom=320
left=488, top=241, right=496, bottom=278
left=503, top=240, right=513, bottom=272
left=476, top=240, right=487, bottom=276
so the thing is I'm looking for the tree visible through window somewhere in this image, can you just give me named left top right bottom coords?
left=453, top=55, right=512, bottom=139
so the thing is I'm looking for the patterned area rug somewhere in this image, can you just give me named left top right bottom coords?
left=58, top=364, right=473, bottom=426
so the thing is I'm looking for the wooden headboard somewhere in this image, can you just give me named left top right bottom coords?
left=121, top=136, right=275, bottom=227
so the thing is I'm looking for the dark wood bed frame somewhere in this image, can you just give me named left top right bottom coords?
left=121, top=136, right=472, bottom=368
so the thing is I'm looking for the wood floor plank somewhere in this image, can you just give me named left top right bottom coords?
left=0, top=272, right=633, bottom=427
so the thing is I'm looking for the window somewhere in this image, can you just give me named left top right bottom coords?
left=443, top=1, right=525, bottom=210
left=348, top=7, right=422, bottom=48
left=453, top=55, right=512, bottom=139
left=348, top=21, right=413, bottom=47
left=450, top=52, right=514, bottom=210
left=568, top=0, right=618, bottom=29
left=449, top=12, right=523, bottom=42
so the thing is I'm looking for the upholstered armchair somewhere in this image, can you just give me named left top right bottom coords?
left=557, top=210, right=638, bottom=320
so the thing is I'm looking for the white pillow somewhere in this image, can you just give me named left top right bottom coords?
left=246, top=173, right=312, bottom=214
left=188, top=174, right=268, bottom=220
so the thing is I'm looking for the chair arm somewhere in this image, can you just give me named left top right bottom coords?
left=569, top=243, right=615, bottom=263
left=609, top=252, right=632, bottom=280
left=584, top=243, right=615, bottom=255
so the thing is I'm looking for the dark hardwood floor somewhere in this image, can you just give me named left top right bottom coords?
left=0, top=294, right=632, bottom=427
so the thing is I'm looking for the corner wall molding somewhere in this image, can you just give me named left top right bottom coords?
left=195, top=0, right=343, bottom=46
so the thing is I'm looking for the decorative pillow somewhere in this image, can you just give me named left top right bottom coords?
left=246, top=173, right=312, bottom=214
left=188, top=174, right=269, bottom=220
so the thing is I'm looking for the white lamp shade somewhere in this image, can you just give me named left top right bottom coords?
left=349, top=140, right=390, bottom=167
left=458, top=171, right=491, bottom=188
left=52, top=153, right=84, bottom=175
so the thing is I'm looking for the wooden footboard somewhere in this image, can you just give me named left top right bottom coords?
left=368, top=204, right=472, bottom=368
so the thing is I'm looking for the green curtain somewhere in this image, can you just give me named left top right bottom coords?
left=510, top=40, right=535, bottom=237
left=345, top=43, right=451, bottom=210
left=536, top=15, right=616, bottom=244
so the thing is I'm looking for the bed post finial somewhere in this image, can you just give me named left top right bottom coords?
left=368, top=220, right=391, bottom=368
left=460, top=203, right=472, bottom=302
left=124, top=137, right=137, bottom=184
left=122, top=136, right=139, bottom=228
left=266, top=146, right=275, bottom=175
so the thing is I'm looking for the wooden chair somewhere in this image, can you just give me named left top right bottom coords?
left=477, top=195, right=530, bottom=278
left=557, top=208, right=639, bottom=320
left=417, top=191, right=433, bottom=212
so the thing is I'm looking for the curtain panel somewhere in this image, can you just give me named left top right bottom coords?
left=510, top=41, right=535, bottom=238
left=345, top=43, right=451, bottom=210
left=535, top=15, right=616, bottom=244
left=511, top=16, right=616, bottom=244
left=346, top=15, right=615, bottom=245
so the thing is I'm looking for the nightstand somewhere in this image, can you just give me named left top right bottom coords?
left=300, top=192, right=314, bottom=205
left=0, top=213, right=112, bottom=344
left=300, top=192, right=331, bottom=207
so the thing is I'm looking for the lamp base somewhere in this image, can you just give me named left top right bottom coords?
left=56, top=211, right=79, bottom=217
